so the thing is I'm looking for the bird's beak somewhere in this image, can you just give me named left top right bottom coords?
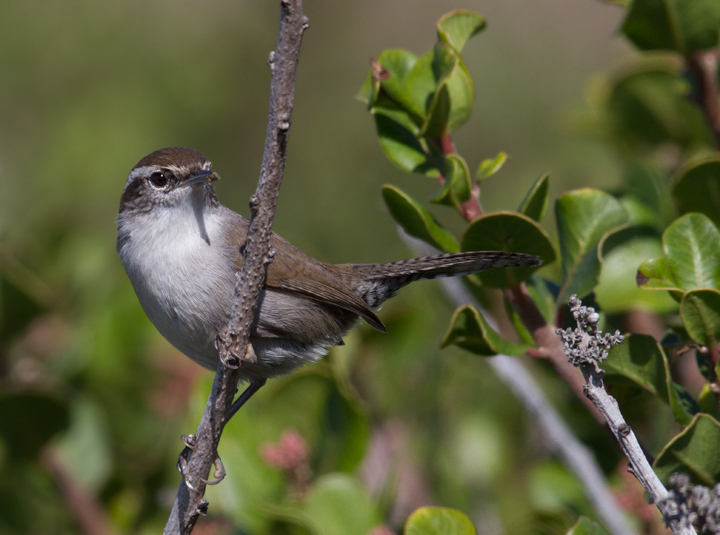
left=183, top=170, right=220, bottom=187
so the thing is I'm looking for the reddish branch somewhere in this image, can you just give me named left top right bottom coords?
left=432, top=129, right=602, bottom=421
left=687, top=49, right=720, bottom=149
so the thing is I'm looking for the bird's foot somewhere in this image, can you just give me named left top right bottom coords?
left=176, top=433, right=226, bottom=489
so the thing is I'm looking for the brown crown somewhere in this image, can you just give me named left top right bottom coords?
left=132, top=147, right=209, bottom=171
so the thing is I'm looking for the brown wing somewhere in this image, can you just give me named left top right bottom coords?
left=223, top=209, right=386, bottom=332
left=266, top=234, right=386, bottom=332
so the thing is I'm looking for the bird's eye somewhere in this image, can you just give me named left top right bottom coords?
left=149, top=172, right=168, bottom=188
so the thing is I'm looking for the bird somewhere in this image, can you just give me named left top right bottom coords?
left=117, top=147, right=542, bottom=390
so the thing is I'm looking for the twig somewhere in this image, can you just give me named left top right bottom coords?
left=401, top=233, right=637, bottom=535
left=507, top=285, right=605, bottom=424
left=557, top=295, right=697, bottom=535
left=687, top=49, right=720, bottom=149
left=163, top=2, right=307, bottom=533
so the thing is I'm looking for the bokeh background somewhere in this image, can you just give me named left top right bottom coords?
left=0, top=1, right=641, bottom=534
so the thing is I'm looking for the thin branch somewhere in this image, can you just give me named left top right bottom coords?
left=507, top=285, right=605, bottom=424
left=163, top=2, right=307, bottom=533
left=687, top=49, right=720, bottom=149
left=402, top=232, right=637, bottom=535
left=557, top=295, right=697, bottom=535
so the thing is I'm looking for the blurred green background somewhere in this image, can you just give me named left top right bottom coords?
left=0, top=1, right=642, bottom=534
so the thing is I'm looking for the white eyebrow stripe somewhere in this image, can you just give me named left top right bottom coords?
left=125, top=166, right=158, bottom=192
left=123, top=160, right=212, bottom=192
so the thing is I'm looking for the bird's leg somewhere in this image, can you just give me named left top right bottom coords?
left=227, top=378, right=266, bottom=421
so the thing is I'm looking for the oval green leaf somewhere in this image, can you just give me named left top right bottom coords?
left=596, top=227, right=677, bottom=313
left=382, top=185, right=459, bottom=253
left=607, top=68, right=712, bottom=149
left=462, top=212, right=555, bottom=288
left=636, top=256, right=682, bottom=295
left=680, top=288, right=720, bottom=348
left=603, top=334, right=695, bottom=424
left=555, top=189, right=629, bottom=302
left=621, top=0, right=720, bottom=53
left=431, top=154, right=472, bottom=210
left=420, top=44, right=474, bottom=136
left=518, top=173, right=549, bottom=221
left=374, top=113, right=437, bottom=176
left=405, top=506, right=477, bottom=535
left=663, top=213, right=720, bottom=291
left=673, top=155, right=720, bottom=227
left=654, top=413, right=720, bottom=486
left=377, top=49, right=419, bottom=102
left=436, top=10, right=486, bottom=53
left=441, top=304, right=529, bottom=357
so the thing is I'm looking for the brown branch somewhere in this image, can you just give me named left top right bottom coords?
left=507, top=285, right=605, bottom=424
left=163, top=2, right=307, bottom=533
left=687, top=49, right=720, bottom=149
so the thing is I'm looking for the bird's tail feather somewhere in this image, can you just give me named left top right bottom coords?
left=332, top=251, right=541, bottom=308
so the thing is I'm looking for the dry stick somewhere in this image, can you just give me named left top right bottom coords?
left=402, top=233, right=636, bottom=535
left=558, top=295, right=697, bottom=535
left=163, top=2, right=307, bottom=534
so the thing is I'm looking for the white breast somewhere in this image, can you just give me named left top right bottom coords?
left=117, top=192, right=236, bottom=368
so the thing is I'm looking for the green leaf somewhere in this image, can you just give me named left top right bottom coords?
left=375, top=49, right=425, bottom=125
left=673, top=155, right=720, bottom=228
left=373, top=113, right=437, bottom=176
left=526, top=273, right=557, bottom=325
left=606, top=67, right=712, bottom=150
left=621, top=0, right=720, bottom=54
left=422, top=83, right=451, bottom=139
left=303, top=475, right=380, bottom=535
left=462, top=212, right=555, bottom=288
left=623, top=160, right=676, bottom=231
left=518, top=173, right=550, bottom=221
left=663, top=213, right=720, bottom=291
left=441, top=305, right=529, bottom=357
left=636, top=256, right=682, bottom=296
left=357, top=71, right=373, bottom=104
left=431, top=154, right=472, bottom=210
left=654, top=413, right=720, bottom=486
left=420, top=44, right=474, bottom=136
left=405, top=506, right=477, bottom=535
left=436, top=10, right=487, bottom=53
left=596, top=227, right=677, bottom=313
left=404, top=49, right=438, bottom=121
left=680, top=289, right=720, bottom=348
left=437, top=53, right=474, bottom=134
left=383, top=185, right=459, bottom=253
left=698, top=384, right=720, bottom=419
left=0, top=391, right=70, bottom=460
left=603, top=334, right=695, bottom=424
left=555, top=189, right=629, bottom=302
left=566, top=517, right=611, bottom=535
left=476, top=152, right=508, bottom=181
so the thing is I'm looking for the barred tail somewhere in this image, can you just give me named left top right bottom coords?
left=332, top=251, right=542, bottom=308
